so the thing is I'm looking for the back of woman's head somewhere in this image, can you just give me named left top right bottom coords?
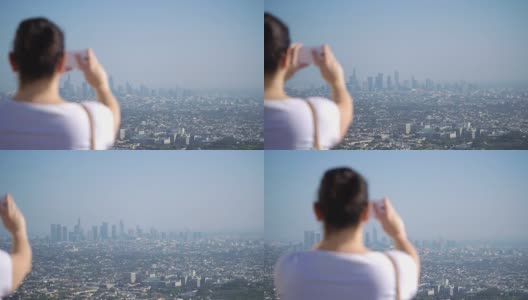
left=264, top=12, right=290, bottom=76
left=12, top=17, right=64, bottom=85
left=317, top=167, right=369, bottom=230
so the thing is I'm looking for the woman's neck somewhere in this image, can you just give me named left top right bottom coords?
left=14, top=77, right=64, bottom=104
left=315, top=226, right=370, bottom=254
left=264, top=75, right=288, bottom=100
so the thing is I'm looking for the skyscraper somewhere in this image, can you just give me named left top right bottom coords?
left=62, top=225, right=67, bottom=242
left=405, top=123, right=412, bottom=135
left=92, top=225, right=98, bottom=241
left=82, top=82, right=88, bottom=99
left=304, top=230, right=315, bottom=248
left=368, top=77, right=374, bottom=92
left=349, top=68, right=359, bottom=91
left=119, top=129, right=126, bottom=140
left=119, top=220, right=125, bottom=237
left=74, top=217, right=81, bottom=234
left=101, top=222, right=109, bottom=240
left=411, top=76, right=418, bottom=89
left=109, top=75, right=115, bottom=92
left=375, top=73, right=383, bottom=90
left=394, top=70, right=400, bottom=88
left=112, top=224, right=117, bottom=240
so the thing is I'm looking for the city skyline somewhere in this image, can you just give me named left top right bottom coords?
left=265, top=151, right=528, bottom=243
left=0, top=0, right=262, bottom=91
left=265, top=0, right=528, bottom=86
left=45, top=216, right=250, bottom=243
left=0, top=151, right=264, bottom=237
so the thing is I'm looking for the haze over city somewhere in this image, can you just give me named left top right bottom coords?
left=0, top=0, right=262, bottom=92
left=265, top=0, right=528, bottom=87
left=0, top=151, right=264, bottom=237
left=265, top=151, right=528, bottom=243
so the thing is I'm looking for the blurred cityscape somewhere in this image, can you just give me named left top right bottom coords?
left=1, top=218, right=264, bottom=299
left=263, top=228, right=528, bottom=300
left=0, top=75, right=263, bottom=150
left=287, top=68, right=528, bottom=149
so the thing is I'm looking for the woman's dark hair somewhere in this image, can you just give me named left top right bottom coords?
left=264, top=12, right=290, bottom=75
left=12, top=17, right=65, bottom=85
left=316, top=167, right=369, bottom=230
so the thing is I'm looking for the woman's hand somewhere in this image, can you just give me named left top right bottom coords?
left=285, top=43, right=309, bottom=81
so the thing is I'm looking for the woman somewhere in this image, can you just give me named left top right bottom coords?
left=0, top=194, right=31, bottom=299
left=264, top=13, right=353, bottom=150
left=274, top=167, right=420, bottom=300
left=0, top=17, right=120, bottom=149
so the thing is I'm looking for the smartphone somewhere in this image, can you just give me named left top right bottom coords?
left=65, top=49, right=88, bottom=70
left=297, top=45, right=323, bottom=65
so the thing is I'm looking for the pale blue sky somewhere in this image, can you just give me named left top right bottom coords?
left=0, top=0, right=262, bottom=91
left=0, top=151, right=264, bottom=237
left=265, top=151, right=528, bottom=243
left=265, top=0, right=528, bottom=86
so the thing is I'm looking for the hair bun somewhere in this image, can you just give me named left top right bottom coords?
left=317, top=167, right=369, bottom=230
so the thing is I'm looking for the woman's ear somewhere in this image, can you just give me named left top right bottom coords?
left=360, top=203, right=371, bottom=223
left=313, top=202, right=324, bottom=221
left=8, top=53, right=18, bottom=72
left=280, top=46, right=292, bottom=70
left=57, top=53, right=69, bottom=73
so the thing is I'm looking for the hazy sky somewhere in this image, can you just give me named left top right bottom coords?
left=0, top=0, right=262, bottom=92
left=265, top=0, right=528, bottom=86
left=265, top=151, right=528, bottom=243
left=0, top=151, right=263, bottom=237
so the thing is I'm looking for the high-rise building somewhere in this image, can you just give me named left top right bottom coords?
left=405, top=123, right=412, bottom=135
left=62, top=226, right=67, bottom=242
left=101, top=222, right=109, bottom=240
left=443, top=278, right=449, bottom=287
left=109, top=75, right=115, bottom=92
left=368, top=77, right=374, bottom=92
left=62, top=74, right=75, bottom=97
left=119, top=220, right=125, bottom=237
left=375, top=73, right=383, bottom=90
left=304, top=230, right=315, bottom=248
left=349, top=68, right=360, bottom=91
left=471, top=128, right=477, bottom=139
left=74, top=217, right=81, bottom=234
left=51, top=224, right=59, bottom=242
left=130, top=272, right=137, bottom=284
left=119, top=129, right=126, bottom=140
left=92, top=225, right=98, bottom=241
left=51, top=224, right=63, bottom=242
left=112, top=224, right=117, bottom=240
left=82, top=82, right=88, bottom=99
left=126, top=82, right=133, bottom=95
left=387, top=75, right=392, bottom=90
left=394, top=70, right=400, bottom=88
left=425, top=78, right=434, bottom=90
